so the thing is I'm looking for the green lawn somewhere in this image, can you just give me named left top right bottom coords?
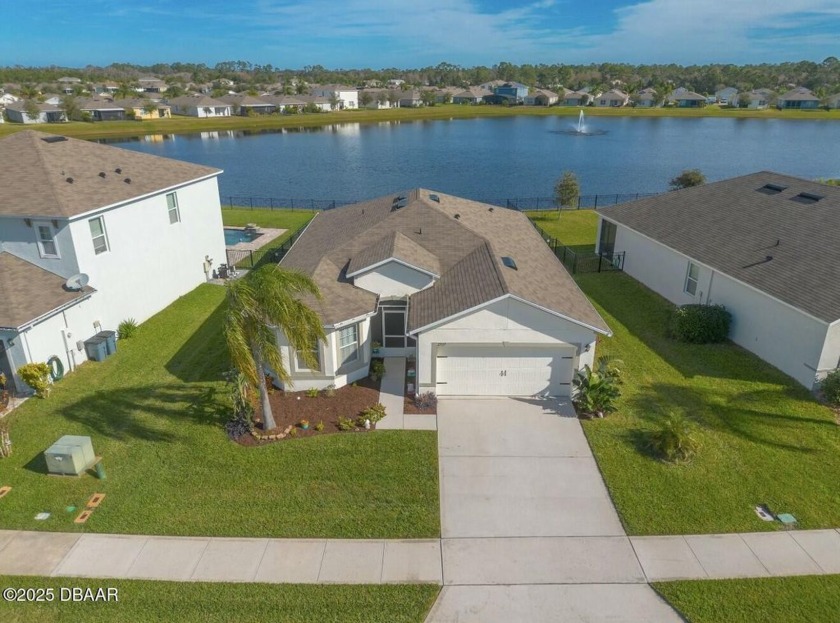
left=0, top=577, right=439, bottom=623
left=222, top=207, right=317, bottom=267
left=2, top=104, right=838, bottom=141
left=576, top=272, right=840, bottom=534
left=0, top=285, right=439, bottom=538
left=655, top=576, right=840, bottom=623
left=526, top=209, right=599, bottom=254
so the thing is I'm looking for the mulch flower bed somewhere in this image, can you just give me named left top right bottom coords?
left=236, top=376, right=382, bottom=446
left=403, top=360, right=436, bottom=415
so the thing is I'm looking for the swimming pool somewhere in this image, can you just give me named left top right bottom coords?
left=224, top=228, right=262, bottom=246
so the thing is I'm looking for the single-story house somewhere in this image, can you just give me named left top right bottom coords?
left=524, top=89, right=559, bottom=106
left=635, top=88, right=658, bottom=107
left=594, top=89, right=629, bottom=107
left=79, top=98, right=127, bottom=121
left=218, top=94, right=275, bottom=115
left=0, top=131, right=225, bottom=394
left=777, top=87, right=820, bottom=109
left=0, top=93, right=19, bottom=106
left=452, top=87, right=492, bottom=104
left=435, top=86, right=462, bottom=103
left=168, top=95, right=232, bottom=118
left=398, top=91, right=424, bottom=107
left=596, top=172, right=840, bottom=389
left=294, top=95, right=332, bottom=111
left=715, top=87, right=738, bottom=105
left=563, top=91, right=592, bottom=106
left=111, top=98, right=172, bottom=120
left=275, top=190, right=610, bottom=397
left=358, top=89, right=394, bottom=109
left=4, top=101, right=66, bottom=124
left=261, top=95, right=307, bottom=112
left=672, top=90, right=707, bottom=107
left=137, top=77, right=168, bottom=93
left=734, top=89, right=774, bottom=109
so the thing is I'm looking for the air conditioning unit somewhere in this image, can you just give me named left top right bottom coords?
left=44, top=435, right=96, bottom=476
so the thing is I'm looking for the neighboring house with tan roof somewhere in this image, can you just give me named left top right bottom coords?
left=5, top=101, right=66, bottom=124
left=276, top=190, right=610, bottom=397
left=596, top=172, right=840, bottom=388
left=777, top=87, right=820, bottom=109
left=594, top=89, right=629, bottom=108
left=524, top=89, right=559, bottom=106
left=79, top=98, right=127, bottom=121
left=452, top=86, right=492, bottom=104
left=218, top=94, right=275, bottom=115
left=168, top=95, right=232, bottom=117
left=562, top=90, right=593, bottom=106
left=0, top=131, right=225, bottom=394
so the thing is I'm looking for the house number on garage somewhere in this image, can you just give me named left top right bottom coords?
left=499, top=370, right=507, bottom=376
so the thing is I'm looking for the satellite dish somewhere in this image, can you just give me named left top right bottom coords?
left=65, top=273, right=90, bottom=291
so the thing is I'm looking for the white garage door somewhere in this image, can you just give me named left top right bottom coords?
left=435, top=344, right=575, bottom=397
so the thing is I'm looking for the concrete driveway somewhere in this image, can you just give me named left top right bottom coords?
left=429, top=398, right=682, bottom=623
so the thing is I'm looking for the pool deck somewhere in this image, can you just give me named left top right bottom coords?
left=224, top=226, right=287, bottom=252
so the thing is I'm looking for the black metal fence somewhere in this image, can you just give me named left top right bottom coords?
left=223, top=192, right=658, bottom=212
left=225, top=221, right=310, bottom=270
left=531, top=221, right=625, bottom=274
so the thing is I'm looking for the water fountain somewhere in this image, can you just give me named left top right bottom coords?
left=578, top=110, right=585, bottom=133
left=553, top=109, right=607, bottom=136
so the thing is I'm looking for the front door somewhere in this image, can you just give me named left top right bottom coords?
left=0, top=340, right=16, bottom=394
left=383, top=309, right=406, bottom=349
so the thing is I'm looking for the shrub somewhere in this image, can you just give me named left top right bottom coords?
left=415, top=392, right=438, bottom=410
left=572, top=356, right=622, bottom=418
left=647, top=413, right=701, bottom=463
left=820, top=369, right=840, bottom=406
left=670, top=304, right=731, bottom=344
left=0, top=419, right=11, bottom=458
left=369, top=359, right=386, bottom=382
left=289, top=427, right=298, bottom=438
left=306, top=387, right=320, bottom=398
left=225, top=415, right=250, bottom=440
left=17, top=362, right=51, bottom=398
left=314, top=420, right=325, bottom=432
left=118, top=318, right=139, bottom=339
left=323, top=384, right=336, bottom=398
left=337, top=416, right=355, bottom=431
left=360, top=403, right=386, bottom=424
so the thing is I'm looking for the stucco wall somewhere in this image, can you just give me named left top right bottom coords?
left=353, top=261, right=434, bottom=297
left=414, top=297, right=598, bottom=392
left=0, top=216, right=80, bottom=278
left=608, top=220, right=829, bottom=388
left=67, top=176, right=226, bottom=332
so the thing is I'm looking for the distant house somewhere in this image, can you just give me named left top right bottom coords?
left=635, top=88, right=658, bottom=107
left=398, top=91, right=424, bottom=107
left=294, top=95, right=332, bottom=111
left=734, top=89, right=774, bottom=109
left=672, top=90, right=707, bottom=108
left=0, top=93, right=19, bottom=106
left=5, top=101, right=66, bottom=124
left=597, top=172, right=840, bottom=389
left=478, top=79, right=507, bottom=91
left=261, top=95, right=307, bottom=113
left=563, top=90, right=592, bottom=106
left=435, top=86, right=462, bottom=104
left=491, top=82, right=529, bottom=104
left=310, top=85, right=359, bottom=110
left=112, top=98, right=172, bottom=120
left=168, top=95, right=232, bottom=118
left=777, top=87, right=820, bottom=110
left=452, top=86, right=492, bottom=105
left=387, top=79, right=405, bottom=88
left=218, top=95, right=275, bottom=115
left=358, top=89, right=393, bottom=109
left=95, top=83, right=119, bottom=95
left=0, top=131, right=225, bottom=394
left=79, top=98, right=127, bottom=122
left=137, top=77, right=168, bottom=93
left=524, top=89, right=559, bottom=106
left=594, top=89, right=629, bottom=108
left=715, top=87, right=738, bottom=105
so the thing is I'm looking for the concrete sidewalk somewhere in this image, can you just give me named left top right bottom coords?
left=376, top=357, right=437, bottom=430
left=0, top=531, right=442, bottom=584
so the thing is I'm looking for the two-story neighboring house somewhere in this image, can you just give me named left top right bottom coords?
left=491, top=82, right=529, bottom=104
left=275, top=190, right=610, bottom=398
left=0, top=131, right=226, bottom=394
left=310, top=85, right=359, bottom=110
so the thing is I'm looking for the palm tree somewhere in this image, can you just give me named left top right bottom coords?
left=224, top=266, right=325, bottom=431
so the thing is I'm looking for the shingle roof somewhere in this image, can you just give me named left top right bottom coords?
left=0, top=252, right=94, bottom=329
left=599, top=172, right=840, bottom=322
left=168, top=95, right=230, bottom=108
left=779, top=87, right=819, bottom=101
left=0, top=131, right=220, bottom=219
left=281, top=190, right=610, bottom=333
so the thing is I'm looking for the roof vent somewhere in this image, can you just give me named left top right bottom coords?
left=66, top=177, right=74, bottom=183
left=756, top=183, right=787, bottom=195
left=42, top=136, right=68, bottom=143
left=429, top=194, right=440, bottom=203
left=502, top=256, right=517, bottom=270
left=124, top=178, right=132, bottom=184
left=790, top=192, right=823, bottom=205
left=114, top=167, right=122, bottom=174
left=488, top=207, right=494, bottom=212
left=98, top=171, right=106, bottom=178
left=454, top=213, right=461, bottom=220
left=393, top=195, right=406, bottom=204
left=392, top=199, right=408, bottom=211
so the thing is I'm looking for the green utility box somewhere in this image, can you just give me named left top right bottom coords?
left=44, top=435, right=96, bottom=476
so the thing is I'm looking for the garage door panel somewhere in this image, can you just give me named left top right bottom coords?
left=437, top=344, right=574, bottom=397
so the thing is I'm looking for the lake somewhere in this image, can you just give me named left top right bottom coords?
left=106, top=116, right=840, bottom=204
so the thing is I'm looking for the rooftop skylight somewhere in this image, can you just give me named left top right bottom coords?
left=790, top=192, right=824, bottom=205
left=501, top=256, right=517, bottom=270
left=756, top=183, right=787, bottom=195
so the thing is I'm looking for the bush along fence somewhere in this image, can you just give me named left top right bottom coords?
left=225, top=221, right=311, bottom=270
left=223, top=192, right=660, bottom=212
left=530, top=221, right=625, bottom=275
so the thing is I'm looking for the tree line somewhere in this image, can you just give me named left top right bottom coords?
left=2, top=58, right=839, bottom=96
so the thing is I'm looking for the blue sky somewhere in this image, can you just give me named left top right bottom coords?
left=3, top=0, right=839, bottom=68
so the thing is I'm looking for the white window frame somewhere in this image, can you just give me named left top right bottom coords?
left=684, top=261, right=700, bottom=296
left=89, top=216, right=109, bottom=255
left=295, top=341, right=321, bottom=372
left=34, top=221, right=59, bottom=258
left=338, top=324, right=359, bottom=366
left=166, top=192, right=180, bottom=224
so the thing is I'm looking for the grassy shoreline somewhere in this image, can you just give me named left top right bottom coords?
left=2, top=104, right=839, bottom=140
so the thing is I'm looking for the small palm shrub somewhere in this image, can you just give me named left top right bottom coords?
left=118, top=318, right=139, bottom=339
left=820, top=369, right=840, bottom=406
left=337, top=416, right=355, bottom=431
left=17, top=362, right=51, bottom=398
left=647, top=413, right=701, bottom=463
left=306, top=387, right=320, bottom=398
left=670, top=304, right=731, bottom=344
left=572, top=356, right=622, bottom=418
